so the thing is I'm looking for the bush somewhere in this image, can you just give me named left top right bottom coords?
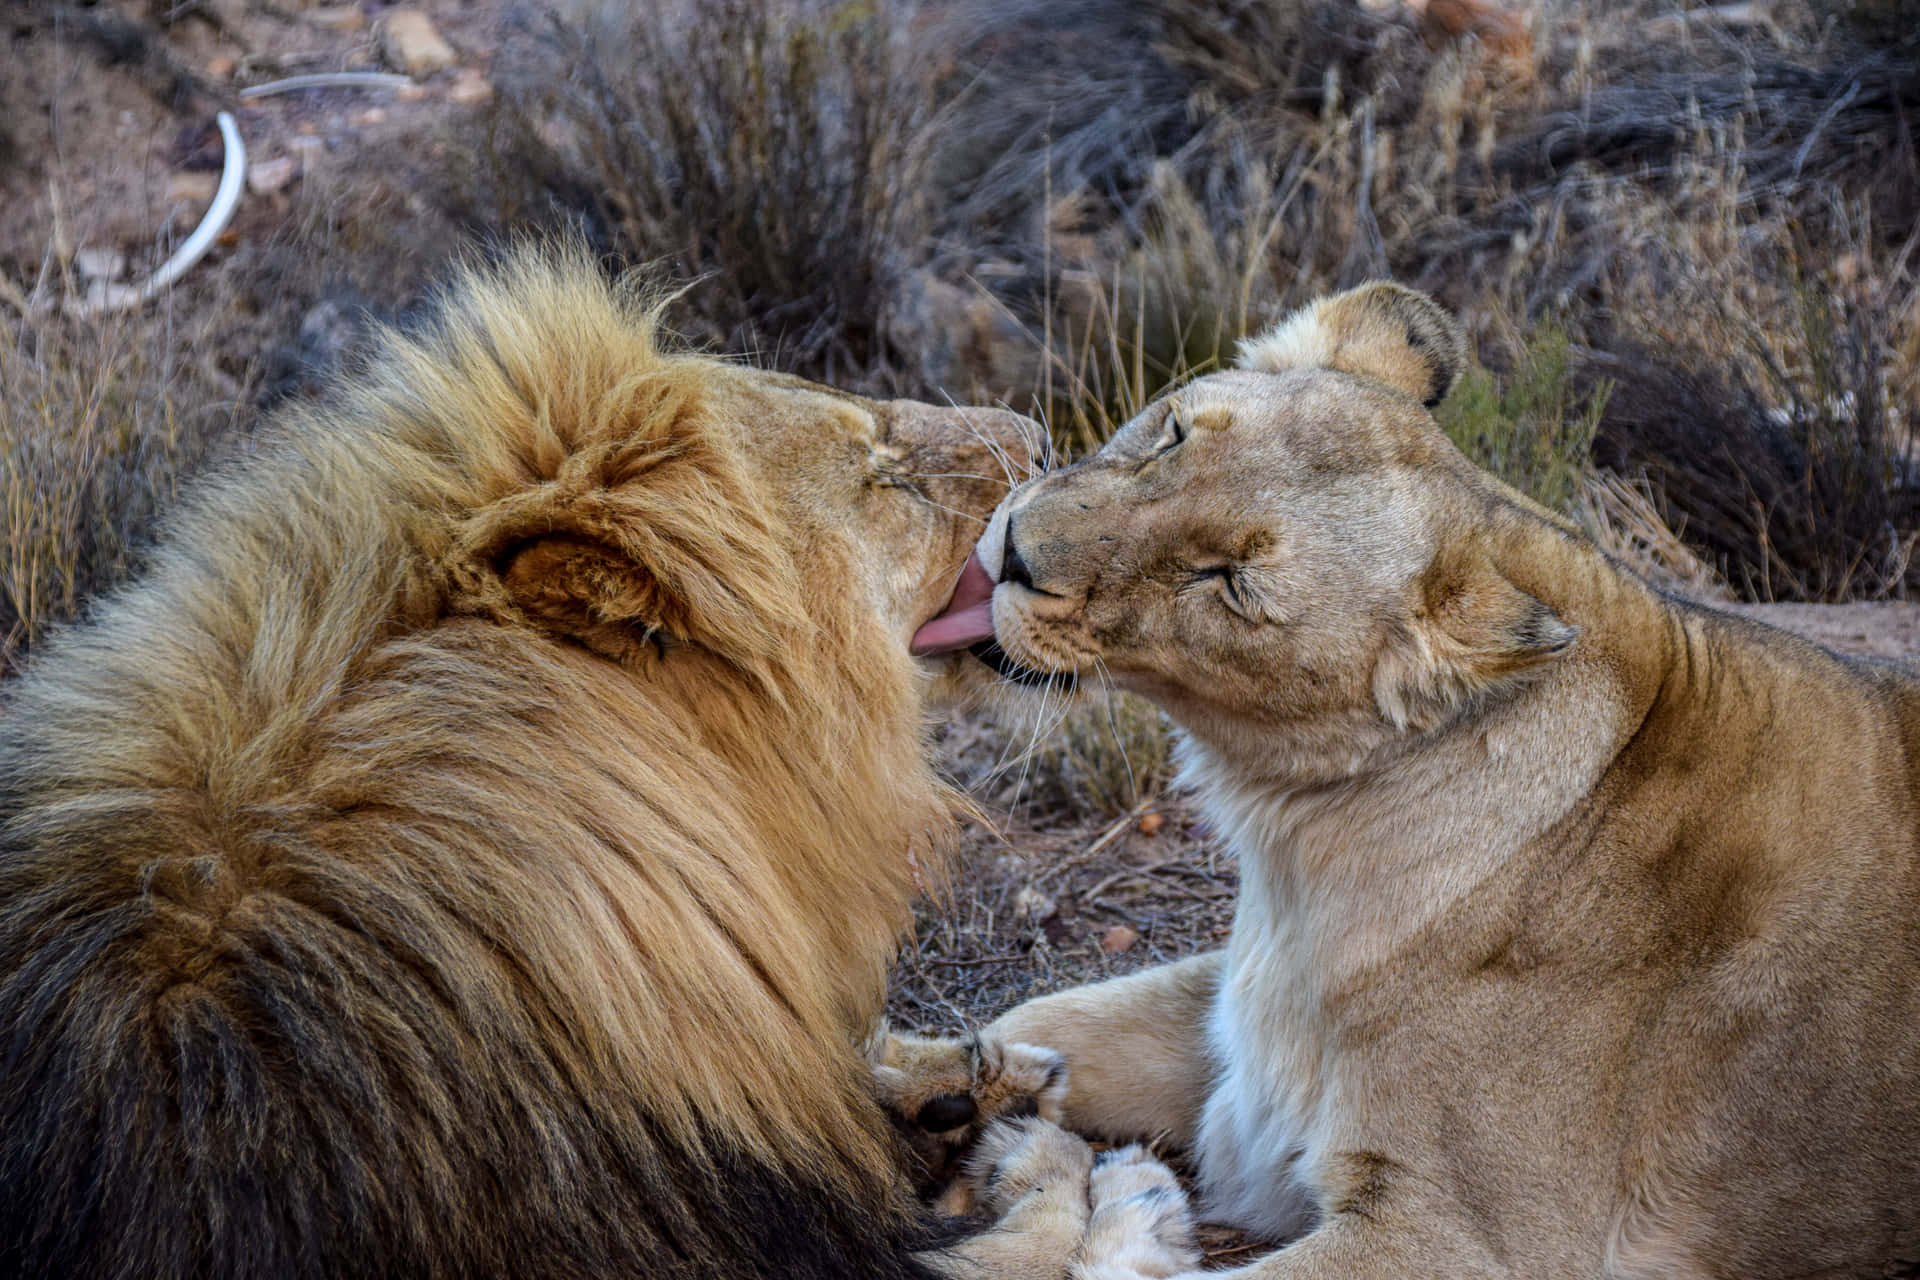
left=1438, top=325, right=1608, bottom=516
left=472, top=0, right=933, bottom=391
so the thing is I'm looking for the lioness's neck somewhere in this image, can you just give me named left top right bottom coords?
left=1184, top=531, right=1681, bottom=978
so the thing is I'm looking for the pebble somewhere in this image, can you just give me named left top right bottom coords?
left=447, top=70, right=493, bottom=106
left=1012, top=886, right=1059, bottom=923
left=206, top=55, right=237, bottom=79
left=303, top=5, right=367, bottom=32
left=1101, top=924, right=1140, bottom=955
left=246, top=155, right=300, bottom=196
left=165, top=171, right=220, bottom=206
left=380, top=10, right=457, bottom=77
left=72, top=247, right=127, bottom=283
left=350, top=107, right=389, bottom=128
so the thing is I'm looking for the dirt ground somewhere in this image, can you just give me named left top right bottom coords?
left=2, top=2, right=492, bottom=287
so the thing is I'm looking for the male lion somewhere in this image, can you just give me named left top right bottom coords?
left=913, top=283, right=1920, bottom=1278
left=0, top=248, right=1191, bottom=1280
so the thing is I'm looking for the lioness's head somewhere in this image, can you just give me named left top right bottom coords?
left=915, top=283, right=1580, bottom=774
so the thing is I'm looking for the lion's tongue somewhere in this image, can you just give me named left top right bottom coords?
left=911, top=552, right=998, bottom=656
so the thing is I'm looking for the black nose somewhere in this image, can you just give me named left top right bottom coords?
left=1002, top=516, right=1035, bottom=589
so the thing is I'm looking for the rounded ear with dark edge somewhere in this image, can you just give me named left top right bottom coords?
left=443, top=439, right=810, bottom=673
left=1371, top=552, right=1578, bottom=732
left=1238, top=282, right=1468, bottom=408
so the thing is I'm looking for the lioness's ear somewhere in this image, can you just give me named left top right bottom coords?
left=1372, top=553, right=1577, bottom=732
left=1239, top=282, right=1468, bottom=408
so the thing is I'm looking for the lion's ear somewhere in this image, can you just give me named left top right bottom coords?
left=448, top=445, right=809, bottom=670
left=1372, top=552, right=1577, bottom=732
left=1238, top=282, right=1467, bottom=408
left=494, top=533, right=684, bottom=664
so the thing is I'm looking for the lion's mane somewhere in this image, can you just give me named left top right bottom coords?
left=0, top=250, right=959, bottom=1279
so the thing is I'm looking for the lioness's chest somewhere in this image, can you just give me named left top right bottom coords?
left=1193, top=934, right=1333, bottom=1242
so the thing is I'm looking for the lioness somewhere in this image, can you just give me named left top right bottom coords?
left=0, top=247, right=1189, bottom=1280
left=913, top=283, right=1920, bottom=1277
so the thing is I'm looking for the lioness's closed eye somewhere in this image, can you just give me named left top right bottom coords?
left=918, top=282, right=1920, bottom=1280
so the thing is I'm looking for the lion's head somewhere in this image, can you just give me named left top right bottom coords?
left=915, top=283, right=1581, bottom=782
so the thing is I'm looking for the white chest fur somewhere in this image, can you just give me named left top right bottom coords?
left=1195, top=926, right=1328, bottom=1241
left=1176, top=685, right=1618, bottom=1242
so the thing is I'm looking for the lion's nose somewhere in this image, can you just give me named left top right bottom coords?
left=1002, top=518, right=1035, bottom=590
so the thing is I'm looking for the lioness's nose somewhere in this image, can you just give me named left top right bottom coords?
left=1002, top=516, right=1035, bottom=590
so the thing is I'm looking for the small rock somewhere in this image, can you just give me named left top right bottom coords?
left=379, top=9, right=457, bottom=77
left=303, top=5, right=367, bottom=32
left=350, top=106, right=389, bottom=128
left=447, top=70, right=493, bottom=106
left=1100, top=925, right=1139, bottom=955
left=165, top=171, right=220, bottom=206
left=206, top=55, right=237, bottom=79
left=1012, top=886, right=1058, bottom=923
left=287, top=136, right=328, bottom=164
left=72, top=247, right=127, bottom=283
left=246, top=155, right=299, bottom=196
left=395, top=82, right=429, bottom=102
left=1137, top=812, right=1165, bottom=837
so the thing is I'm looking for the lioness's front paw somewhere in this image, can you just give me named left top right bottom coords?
left=962, top=1115, right=1097, bottom=1218
left=870, top=1026, right=1069, bottom=1201
left=1072, top=1146, right=1202, bottom=1280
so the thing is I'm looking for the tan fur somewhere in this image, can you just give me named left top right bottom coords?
left=972, top=284, right=1920, bottom=1278
left=0, top=245, right=1144, bottom=1279
left=870, top=1028, right=1069, bottom=1209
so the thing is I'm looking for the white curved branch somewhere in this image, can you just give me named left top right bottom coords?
left=76, top=111, right=246, bottom=316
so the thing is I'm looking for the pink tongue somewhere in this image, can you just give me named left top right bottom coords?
left=911, top=551, right=998, bottom=656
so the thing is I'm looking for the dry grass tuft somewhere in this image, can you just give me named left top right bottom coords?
left=0, top=300, right=245, bottom=674
left=1437, top=324, right=1608, bottom=516
left=1577, top=470, right=1732, bottom=603
left=470, top=0, right=934, bottom=391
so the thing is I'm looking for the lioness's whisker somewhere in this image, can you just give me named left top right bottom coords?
left=1091, top=656, right=1142, bottom=809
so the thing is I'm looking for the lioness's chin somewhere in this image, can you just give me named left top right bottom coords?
left=969, top=639, right=1078, bottom=690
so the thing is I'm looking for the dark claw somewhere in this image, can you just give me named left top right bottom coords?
left=916, top=1093, right=979, bottom=1133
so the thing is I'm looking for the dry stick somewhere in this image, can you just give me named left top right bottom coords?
left=925, top=954, right=1027, bottom=969
left=237, top=72, right=414, bottom=100
left=1034, top=801, right=1150, bottom=891
left=1082, top=859, right=1178, bottom=904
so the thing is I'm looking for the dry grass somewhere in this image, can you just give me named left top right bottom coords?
left=468, top=0, right=935, bottom=392
left=0, top=296, right=246, bottom=675
left=1577, top=471, right=1733, bottom=603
